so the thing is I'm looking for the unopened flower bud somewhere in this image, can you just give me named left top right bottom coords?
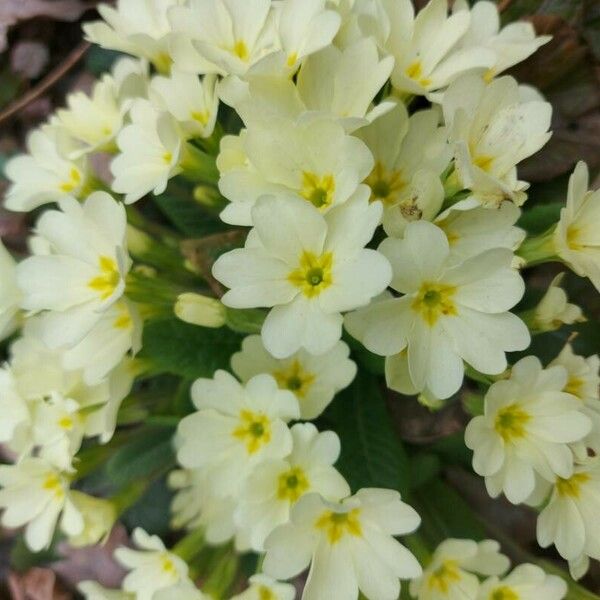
left=68, top=491, right=117, bottom=547
left=175, top=293, right=226, bottom=328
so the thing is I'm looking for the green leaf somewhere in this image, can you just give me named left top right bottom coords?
left=324, top=372, right=411, bottom=494
left=106, top=426, right=175, bottom=487
left=408, top=453, right=441, bottom=490
left=415, top=480, right=487, bottom=544
left=518, top=201, right=563, bottom=234
left=139, top=318, right=242, bottom=379
left=121, top=476, right=174, bottom=537
left=85, top=47, right=121, bottom=76
left=10, top=534, right=58, bottom=571
left=153, top=188, right=228, bottom=237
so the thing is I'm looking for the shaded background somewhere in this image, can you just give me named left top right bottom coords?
left=0, top=0, right=598, bottom=598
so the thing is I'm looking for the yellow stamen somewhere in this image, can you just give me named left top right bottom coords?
left=58, top=416, right=74, bottom=430
left=232, top=410, right=272, bottom=454
left=191, top=110, right=210, bottom=126
left=491, top=586, right=519, bottom=600
left=315, top=508, right=362, bottom=544
left=113, top=303, right=133, bottom=330
left=233, top=40, right=249, bottom=61
left=405, top=61, right=432, bottom=87
left=564, top=376, right=585, bottom=399
left=161, top=554, right=176, bottom=573
left=411, top=282, right=457, bottom=326
left=88, top=256, right=120, bottom=300
left=273, top=360, right=316, bottom=398
left=59, top=168, right=82, bottom=193
left=258, top=586, right=275, bottom=600
left=286, top=52, right=298, bottom=68
left=427, top=560, right=462, bottom=593
left=473, top=154, right=495, bottom=172
left=566, top=226, right=583, bottom=251
left=288, top=251, right=333, bottom=299
left=556, top=472, right=591, bottom=499
left=494, top=404, right=531, bottom=442
left=163, top=151, right=173, bottom=164
left=301, top=172, right=336, bottom=209
left=43, top=473, right=65, bottom=498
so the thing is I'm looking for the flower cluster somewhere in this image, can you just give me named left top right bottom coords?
left=0, top=0, right=598, bottom=599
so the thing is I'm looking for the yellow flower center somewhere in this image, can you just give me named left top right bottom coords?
left=163, top=151, right=173, bottom=164
left=484, top=68, right=497, bottom=84
left=427, top=560, right=462, bottom=593
left=232, top=410, right=272, bottom=454
left=301, top=172, right=336, bottom=209
left=288, top=251, right=333, bottom=298
left=411, top=282, right=458, bottom=326
left=113, top=303, right=133, bottom=330
left=258, top=586, right=275, bottom=600
left=405, top=61, right=432, bottom=88
left=59, top=167, right=82, bottom=193
left=43, top=473, right=65, bottom=499
left=315, top=508, right=362, bottom=544
left=566, top=226, right=583, bottom=251
left=556, top=472, right=591, bottom=499
left=191, top=110, right=210, bottom=126
left=160, top=554, right=177, bottom=574
left=273, top=360, right=316, bottom=398
left=491, top=586, right=519, bottom=600
left=564, top=376, right=585, bottom=399
left=286, top=52, right=298, bottom=68
left=58, top=416, right=75, bottom=430
left=88, top=255, right=121, bottom=300
left=365, top=162, right=407, bottom=205
left=473, top=154, right=495, bottom=173
left=494, top=404, right=531, bottom=442
left=233, top=40, right=249, bottom=61
left=277, top=466, right=310, bottom=502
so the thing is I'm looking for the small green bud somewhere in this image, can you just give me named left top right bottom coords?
left=175, top=293, right=226, bottom=328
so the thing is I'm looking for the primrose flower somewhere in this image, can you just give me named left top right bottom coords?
left=554, top=161, right=600, bottom=292
left=17, top=192, right=130, bottom=350
left=263, top=488, right=422, bottom=600
left=466, top=356, right=592, bottom=504
left=177, top=371, right=299, bottom=496
left=4, top=126, right=91, bottom=212
left=231, top=335, right=356, bottom=419
left=236, top=423, right=350, bottom=550
left=410, top=538, right=509, bottom=600
left=214, top=192, right=391, bottom=358
left=0, top=457, right=83, bottom=552
left=83, top=0, right=180, bottom=72
left=346, top=221, right=529, bottom=399
left=218, top=115, right=373, bottom=226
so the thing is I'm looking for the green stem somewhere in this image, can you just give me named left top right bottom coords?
left=172, top=528, right=206, bottom=563
left=517, top=227, right=558, bottom=267
left=443, top=169, right=464, bottom=200
left=125, top=271, right=186, bottom=307
left=181, top=143, right=220, bottom=184
left=201, top=545, right=239, bottom=600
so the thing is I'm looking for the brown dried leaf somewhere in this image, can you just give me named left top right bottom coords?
left=53, top=525, right=128, bottom=590
left=7, top=567, right=72, bottom=600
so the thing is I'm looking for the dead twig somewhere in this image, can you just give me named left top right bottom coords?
left=0, top=40, right=91, bottom=126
